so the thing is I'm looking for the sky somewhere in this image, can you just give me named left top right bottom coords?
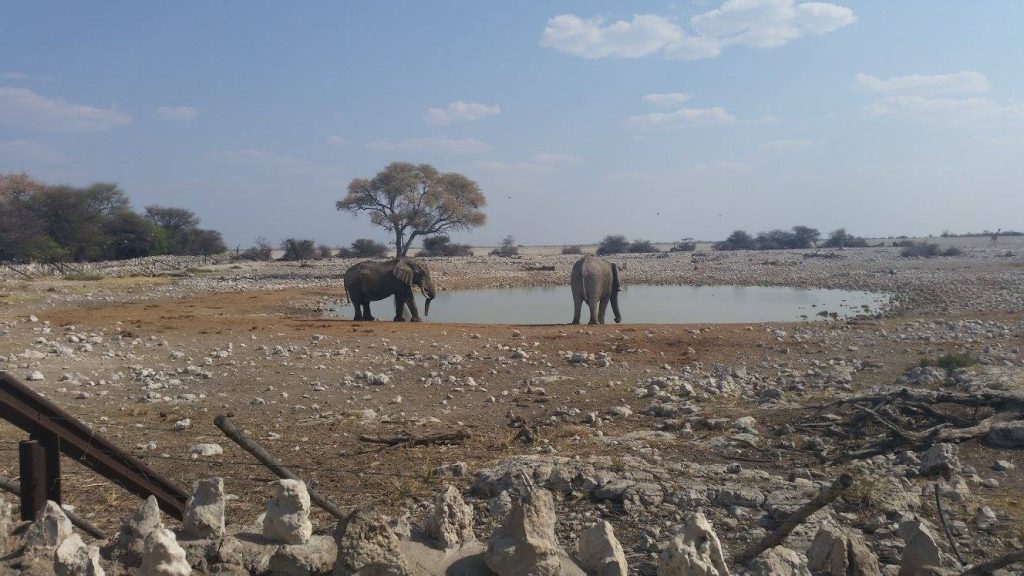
left=1, top=1, right=1023, bottom=248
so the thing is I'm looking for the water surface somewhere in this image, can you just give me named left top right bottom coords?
left=337, top=285, right=889, bottom=324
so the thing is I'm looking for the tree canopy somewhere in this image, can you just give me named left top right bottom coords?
left=336, top=162, right=486, bottom=257
left=0, top=173, right=226, bottom=263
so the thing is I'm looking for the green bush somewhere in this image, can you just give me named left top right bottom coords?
left=822, top=228, right=869, bottom=249
left=561, top=245, right=582, bottom=255
left=919, top=352, right=977, bottom=373
left=628, top=239, right=659, bottom=253
left=349, top=238, right=389, bottom=258
left=899, top=242, right=941, bottom=257
left=490, top=235, right=520, bottom=257
left=596, top=235, right=629, bottom=255
left=419, top=236, right=473, bottom=257
left=238, top=237, right=273, bottom=261
left=714, top=230, right=754, bottom=251
left=280, top=238, right=318, bottom=261
left=670, top=239, right=697, bottom=252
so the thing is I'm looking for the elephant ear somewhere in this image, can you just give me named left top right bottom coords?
left=393, top=259, right=415, bottom=286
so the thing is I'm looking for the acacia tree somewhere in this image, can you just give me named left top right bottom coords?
left=336, top=162, right=486, bottom=257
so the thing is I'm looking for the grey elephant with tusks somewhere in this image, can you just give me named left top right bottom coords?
left=570, top=255, right=622, bottom=325
left=343, top=257, right=437, bottom=321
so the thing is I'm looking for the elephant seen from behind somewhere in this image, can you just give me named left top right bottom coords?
left=570, top=255, right=622, bottom=325
left=344, top=257, right=437, bottom=322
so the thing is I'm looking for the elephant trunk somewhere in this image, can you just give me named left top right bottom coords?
left=611, top=264, right=622, bottom=323
left=421, top=278, right=437, bottom=316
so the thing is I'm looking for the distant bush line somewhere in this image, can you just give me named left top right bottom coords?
left=0, top=173, right=225, bottom=263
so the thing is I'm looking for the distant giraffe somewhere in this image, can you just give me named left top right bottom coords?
left=991, top=228, right=1001, bottom=245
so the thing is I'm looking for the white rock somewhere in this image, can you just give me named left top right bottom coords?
left=27, top=500, right=74, bottom=549
left=424, top=485, right=475, bottom=549
left=920, top=443, right=959, bottom=478
left=657, top=512, right=729, bottom=576
left=183, top=477, right=226, bottom=538
left=139, top=527, right=191, bottom=576
left=263, top=479, right=313, bottom=545
left=173, top=418, right=191, bottom=431
left=485, top=488, right=584, bottom=576
left=110, top=495, right=162, bottom=565
left=899, top=520, right=943, bottom=576
left=189, top=443, right=223, bottom=458
left=54, top=532, right=105, bottom=576
left=577, top=521, right=627, bottom=576
left=27, top=370, right=45, bottom=381
left=333, top=508, right=410, bottom=576
left=744, top=546, right=810, bottom=576
left=806, top=526, right=880, bottom=576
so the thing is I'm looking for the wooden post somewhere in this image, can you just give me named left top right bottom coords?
left=18, top=440, right=47, bottom=521
left=32, top=430, right=62, bottom=504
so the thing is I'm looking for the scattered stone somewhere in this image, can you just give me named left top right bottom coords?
left=806, top=526, right=881, bottom=576
left=993, top=459, right=1014, bottom=472
left=27, top=370, right=45, bottom=381
left=27, top=500, right=74, bottom=549
left=657, top=512, right=730, bottom=576
left=919, top=443, right=959, bottom=478
left=424, top=485, right=475, bottom=549
left=184, top=477, right=226, bottom=539
left=54, top=532, right=105, bottom=576
left=108, top=495, right=162, bottom=565
left=744, top=546, right=810, bottom=576
left=190, top=443, right=223, bottom=458
left=139, top=527, right=191, bottom=576
left=485, top=488, right=584, bottom=576
left=267, top=535, right=337, bottom=576
left=899, top=521, right=942, bottom=576
left=577, top=520, right=628, bottom=576
left=263, top=479, right=313, bottom=545
left=333, top=507, right=409, bottom=576
left=987, top=420, right=1024, bottom=448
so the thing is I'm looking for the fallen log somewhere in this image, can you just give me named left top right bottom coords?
left=733, top=473, right=854, bottom=566
left=960, top=550, right=1024, bottom=576
left=214, top=415, right=349, bottom=521
left=358, top=428, right=470, bottom=449
left=833, top=387, right=1024, bottom=412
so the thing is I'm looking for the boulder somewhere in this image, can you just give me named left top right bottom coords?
left=139, top=527, right=191, bottom=576
left=577, top=521, right=628, bottom=576
left=919, top=444, right=959, bottom=479
left=268, top=535, right=337, bottom=576
left=333, top=507, right=409, bottom=576
left=987, top=420, right=1024, bottom=448
left=54, top=532, right=105, bottom=576
left=657, top=512, right=729, bottom=576
left=485, top=488, right=584, bottom=576
left=744, top=546, right=810, bottom=576
left=806, top=526, right=881, bottom=576
left=184, top=477, right=226, bottom=539
left=264, top=479, right=313, bottom=545
left=216, top=535, right=275, bottom=574
left=899, top=521, right=942, bottom=576
left=27, top=500, right=74, bottom=549
left=107, top=495, right=163, bottom=565
left=423, top=485, right=475, bottom=549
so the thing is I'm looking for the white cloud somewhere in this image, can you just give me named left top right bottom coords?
left=0, top=88, right=132, bottom=131
left=475, top=152, right=584, bottom=173
left=864, top=95, right=1024, bottom=125
left=0, top=72, right=27, bottom=80
left=424, top=101, right=501, bottom=125
left=625, top=106, right=736, bottom=129
left=368, top=137, right=490, bottom=154
left=326, top=135, right=348, bottom=145
left=856, top=71, right=990, bottom=95
left=642, top=92, right=694, bottom=108
left=540, top=0, right=855, bottom=61
left=0, top=140, right=63, bottom=164
left=759, top=138, right=822, bottom=152
left=157, top=106, right=198, bottom=121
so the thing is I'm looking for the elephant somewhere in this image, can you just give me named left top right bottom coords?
left=344, top=257, right=437, bottom=322
left=570, top=255, right=622, bottom=325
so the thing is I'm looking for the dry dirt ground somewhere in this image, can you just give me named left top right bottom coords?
left=1, top=242, right=1023, bottom=572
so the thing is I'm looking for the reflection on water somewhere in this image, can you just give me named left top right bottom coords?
left=331, top=285, right=890, bottom=324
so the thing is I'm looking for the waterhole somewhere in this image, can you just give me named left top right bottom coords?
left=331, top=285, right=889, bottom=324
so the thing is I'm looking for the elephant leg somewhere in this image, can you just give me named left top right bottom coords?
left=353, top=298, right=364, bottom=321
left=587, top=297, right=599, bottom=325
left=363, top=303, right=375, bottom=321
left=571, top=286, right=583, bottom=324
left=406, top=293, right=422, bottom=322
left=598, top=295, right=609, bottom=324
left=393, top=295, right=406, bottom=322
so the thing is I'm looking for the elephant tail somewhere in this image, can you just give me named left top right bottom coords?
left=611, top=263, right=621, bottom=292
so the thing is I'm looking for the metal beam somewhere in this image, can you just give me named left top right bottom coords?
left=0, top=372, right=189, bottom=520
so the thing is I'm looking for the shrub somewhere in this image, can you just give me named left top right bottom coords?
left=280, top=238, right=318, bottom=261
left=561, top=245, right=582, bottom=255
left=670, top=239, right=697, bottom=252
left=419, top=235, right=473, bottom=257
left=238, top=237, right=273, bottom=261
left=596, top=235, right=629, bottom=255
left=317, top=244, right=335, bottom=259
left=349, top=238, right=389, bottom=258
left=628, top=239, right=659, bottom=253
left=941, top=246, right=962, bottom=257
left=899, top=242, right=941, bottom=257
left=822, top=229, right=868, bottom=249
left=714, top=230, right=754, bottom=251
left=490, top=235, right=520, bottom=257
left=919, top=352, right=977, bottom=374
